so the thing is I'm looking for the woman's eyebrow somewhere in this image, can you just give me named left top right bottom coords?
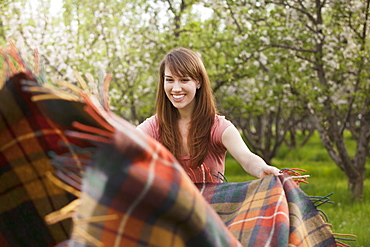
left=164, top=75, right=190, bottom=79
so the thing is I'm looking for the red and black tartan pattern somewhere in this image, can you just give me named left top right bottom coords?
left=0, top=73, right=76, bottom=246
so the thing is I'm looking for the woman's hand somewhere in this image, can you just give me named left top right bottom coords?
left=256, top=165, right=282, bottom=179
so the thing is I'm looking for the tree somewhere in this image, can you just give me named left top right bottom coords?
left=1, top=0, right=167, bottom=123
left=200, top=0, right=305, bottom=164
left=200, top=0, right=369, bottom=198
left=264, top=0, right=370, bottom=199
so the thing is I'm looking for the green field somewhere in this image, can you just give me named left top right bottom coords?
left=224, top=132, right=370, bottom=247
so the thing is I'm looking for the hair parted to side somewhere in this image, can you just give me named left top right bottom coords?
left=156, top=47, right=217, bottom=168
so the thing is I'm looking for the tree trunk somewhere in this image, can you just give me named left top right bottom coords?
left=308, top=108, right=368, bottom=199
left=348, top=172, right=364, bottom=200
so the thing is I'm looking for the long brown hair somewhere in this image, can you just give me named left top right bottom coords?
left=156, top=47, right=216, bottom=168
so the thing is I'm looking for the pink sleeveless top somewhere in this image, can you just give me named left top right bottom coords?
left=137, top=115, right=233, bottom=183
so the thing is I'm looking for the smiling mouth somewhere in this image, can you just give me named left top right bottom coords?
left=172, top=94, right=185, bottom=101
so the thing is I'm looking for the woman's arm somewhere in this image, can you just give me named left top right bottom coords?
left=221, top=125, right=281, bottom=179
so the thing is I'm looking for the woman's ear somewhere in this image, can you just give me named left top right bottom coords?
left=197, top=82, right=201, bottom=89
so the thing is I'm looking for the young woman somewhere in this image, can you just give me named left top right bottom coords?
left=137, top=47, right=281, bottom=183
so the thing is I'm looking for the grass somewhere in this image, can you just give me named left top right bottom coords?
left=224, top=131, right=370, bottom=247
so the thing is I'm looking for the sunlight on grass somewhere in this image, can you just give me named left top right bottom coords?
left=225, top=131, right=370, bottom=247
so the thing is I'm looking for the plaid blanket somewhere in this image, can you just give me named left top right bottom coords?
left=0, top=73, right=76, bottom=246
left=67, top=120, right=242, bottom=247
left=0, top=44, right=95, bottom=246
left=0, top=43, right=339, bottom=247
left=67, top=131, right=336, bottom=246
left=195, top=177, right=336, bottom=246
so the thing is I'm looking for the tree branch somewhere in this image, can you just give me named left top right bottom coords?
left=225, top=0, right=243, bottom=34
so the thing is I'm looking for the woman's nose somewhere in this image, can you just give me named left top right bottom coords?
left=172, top=81, right=182, bottom=91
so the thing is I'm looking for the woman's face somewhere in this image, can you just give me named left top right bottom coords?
left=164, top=66, right=200, bottom=113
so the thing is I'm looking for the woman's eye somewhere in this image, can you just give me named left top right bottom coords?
left=164, top=77, right=191, bottom=83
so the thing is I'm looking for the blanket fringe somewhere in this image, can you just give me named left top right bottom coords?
left=45, top=171, right=81, bottom=197
left=280, top=168, right=310, bottom=185
left=333, top=233, right=357, bottom=247
left=281, top=168, right=357, bottom=246
left=45, top=199, right=80, bottom=225
left=72, top=227, right=104, bottom=247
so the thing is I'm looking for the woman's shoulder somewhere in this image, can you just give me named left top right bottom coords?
left=137, top=115, right=159, bottom=131
left=146, top=114, right=158, bottom=122
left=214, top=114, right=233, bottom=125
left=213, top=114, right=233, bottom=132
left=209, top=114, right=234, bottom=148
